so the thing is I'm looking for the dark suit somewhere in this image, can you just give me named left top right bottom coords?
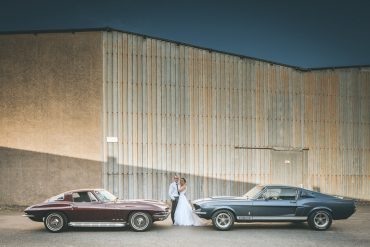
left=171, top=196, right=179, bottom=223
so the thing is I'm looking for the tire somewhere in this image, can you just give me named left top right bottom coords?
left=44, top=212, right=68, bottom=233
left=308, top=210, right=332, bottom=231
left=129, top=212, right=153, bottom=232
left=212, top=210, right=235, bottom=231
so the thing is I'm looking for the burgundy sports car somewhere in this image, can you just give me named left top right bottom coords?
left=23, top=189, right=170, bottom=232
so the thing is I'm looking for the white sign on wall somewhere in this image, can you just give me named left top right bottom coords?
left=106, top=136, right=118, bottom=143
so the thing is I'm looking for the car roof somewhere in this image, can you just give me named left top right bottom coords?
left=63, top=188, right=105, bottom=194
left=262, top=184, right=302, bottom=189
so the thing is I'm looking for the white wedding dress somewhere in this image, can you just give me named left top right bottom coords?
left=174, top=189, right=207, bottom=226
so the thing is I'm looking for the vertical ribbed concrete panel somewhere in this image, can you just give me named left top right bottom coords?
left=102, top=31, right=370, bottom=201
left=303, top=70, right=370, bottom=199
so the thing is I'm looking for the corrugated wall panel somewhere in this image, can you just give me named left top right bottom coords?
left=301, top=70, right=370, bottom=199
left=103, top=31, right=370, bottom=201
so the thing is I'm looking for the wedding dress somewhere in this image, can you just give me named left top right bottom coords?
left=174, top=189, right=207, bottom=226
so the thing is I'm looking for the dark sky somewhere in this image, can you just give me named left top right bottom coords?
left=1, top=0, right=370, bottom=68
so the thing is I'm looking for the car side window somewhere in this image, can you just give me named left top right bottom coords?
left=72, top=192, right=92, bottom=203
left=279, top=188, right=297, bottom=200
left=300, top=190, right=315, bottom=199
left=260, top=188, right=297, bottom=200
left=260, top=188, right=280, bottom=200
left=88, top=192, right=98, bottom=202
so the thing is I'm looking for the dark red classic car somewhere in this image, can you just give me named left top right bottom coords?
left=23, top=189, right=169, bottom=232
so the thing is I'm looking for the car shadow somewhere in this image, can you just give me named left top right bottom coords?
left=231, top=222, right=311, bottom=231
left=66, top=227, right=129, bottom=232
left=25, top=222, right=313, bottom=233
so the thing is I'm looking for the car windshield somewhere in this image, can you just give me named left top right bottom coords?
left=94, top=190, right=117, bottom=202
left=243, top=185, right=264, bottom=199
left=46, top=193, right=64, bottom=202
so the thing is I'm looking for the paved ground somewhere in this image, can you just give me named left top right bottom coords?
left=0, top=206, right=369, bottom=247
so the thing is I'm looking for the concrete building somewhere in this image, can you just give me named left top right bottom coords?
left=0, top=28, right=369, bottom=206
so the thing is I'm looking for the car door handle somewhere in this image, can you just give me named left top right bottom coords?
left=290, top=201, right=296, bottom=203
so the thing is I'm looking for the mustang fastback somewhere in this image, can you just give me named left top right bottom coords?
left=23, top=188, right=169, bottom=232
left=193, top=185, right=356, bottom=231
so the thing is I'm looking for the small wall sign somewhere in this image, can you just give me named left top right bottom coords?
left=106, top=136, right=118, bottom=143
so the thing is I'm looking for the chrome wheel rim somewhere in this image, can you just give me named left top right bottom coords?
left=314, top=212, right=329, bottom=228
left=46, top=213, right=64, bottom=232
left=131, top=213, right=149, bottom=231
left=215, top=212, right=231, bottom=229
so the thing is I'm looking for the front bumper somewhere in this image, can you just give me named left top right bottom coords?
left=23, top=213, right=43, bottom=222
left=22, top=214, right=35, bottom=218
left=152, top=211, right=170, bottom=221
left=193, top=208, right=211, bottom=219
left=193, top=208, right=207, bottom=215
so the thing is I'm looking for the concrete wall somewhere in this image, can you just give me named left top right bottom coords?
left=0, top=32, right=103, bottom=205
left=102, top=31, right=370, bottom=201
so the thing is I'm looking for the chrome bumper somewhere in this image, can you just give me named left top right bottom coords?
left=193, top=209, right=207, bottom=215
left=152, top=211, right=170, bottom=221
left=22, top=214, right=35, bottom=218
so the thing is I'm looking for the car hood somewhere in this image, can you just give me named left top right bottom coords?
left=210, top=196, right=246, bottom=200
left=114, top=199, right=168, bottom=209
left=193, top=196, right=248, bottom=205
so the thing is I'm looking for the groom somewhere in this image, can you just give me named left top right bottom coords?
left=168, top=175, right=180, bottom=224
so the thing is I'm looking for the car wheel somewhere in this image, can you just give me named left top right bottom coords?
left=44, top=212, right=68, bottom=233
left=212, top=210, right=235, bottom=231
left=129, top=212, right=153, bottom=232
left=308, top=210, right=332, bottom=231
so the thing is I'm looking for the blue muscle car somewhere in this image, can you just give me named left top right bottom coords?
left=193, top=185, right=356, bottom=231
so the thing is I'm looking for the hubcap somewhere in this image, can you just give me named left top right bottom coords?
left=131, top=213, right=149, bottom=230
left=314, top=212, right=329, bottom=228
left=46, top=214, right=63, bottom=231
left=136, top=217, right=144, bottom=226
left=216, top=213, right=231, bottom=228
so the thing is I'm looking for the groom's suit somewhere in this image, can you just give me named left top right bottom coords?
left=168, top=181, right=180, bottom=224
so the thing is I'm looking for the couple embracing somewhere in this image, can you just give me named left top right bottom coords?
left=168, top=175, right=206, bottom=226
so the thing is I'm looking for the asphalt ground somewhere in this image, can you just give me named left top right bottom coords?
left=0, top=206, right=369, bottom=247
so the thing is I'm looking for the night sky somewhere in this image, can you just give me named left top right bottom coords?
left=1, top=0, right=370, bottom=68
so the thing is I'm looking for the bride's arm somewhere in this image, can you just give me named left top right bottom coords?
left=179, top=185, right=186, bottom=192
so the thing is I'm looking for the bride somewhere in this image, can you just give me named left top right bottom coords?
left=174, top=178, right=208, bottom=226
